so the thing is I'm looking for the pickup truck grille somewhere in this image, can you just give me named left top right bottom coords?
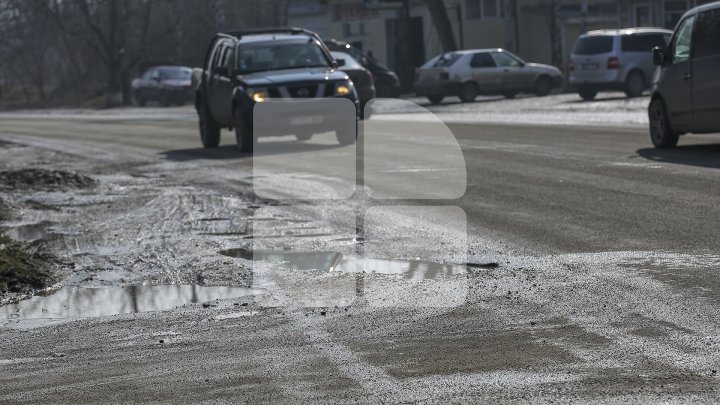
left=288, top=85, right=318, bottom=98
left=264, top=83, right=335, bottom=99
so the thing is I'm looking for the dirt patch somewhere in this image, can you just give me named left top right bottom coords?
left=0, top=235, right=54, bottom=296
left=0, top=197, right=12, bottom=221
left=0, top=168, right=96, bottom=191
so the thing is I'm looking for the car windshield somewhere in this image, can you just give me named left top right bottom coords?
left=158, top=68, right=191, bottom=80
left=237, top=41, right=330, bottom=74
left=573, top=36, right=614, bottom=55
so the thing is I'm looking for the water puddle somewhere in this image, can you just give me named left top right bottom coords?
left=4, top=222, right=58, bottom=242
left=1, top=285, right=260, bottom=325
left=218, top=248, right=467, bottom=280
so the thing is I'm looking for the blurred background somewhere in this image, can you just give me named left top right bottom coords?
left=0, top=0, right=713, bottom=109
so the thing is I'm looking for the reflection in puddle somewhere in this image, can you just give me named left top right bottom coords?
left=1, top=285, right=260, bottom=322
left=218, top=249, right=466, bottom=280
left=4, top=223, right=57, bottom=242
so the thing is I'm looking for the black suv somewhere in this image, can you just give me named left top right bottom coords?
left=192, top=28, right=360, bottom=152
left=324, top=38, right=401, bottom=98
left=649, top=2, right=720, bottom=148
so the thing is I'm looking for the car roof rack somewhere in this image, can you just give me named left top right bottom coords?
left=224, top=27, right=319, bottom=39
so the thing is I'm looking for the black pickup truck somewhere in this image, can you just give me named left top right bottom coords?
left=192, top=28, right=360, bottom=152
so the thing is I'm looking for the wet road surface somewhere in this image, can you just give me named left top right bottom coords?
left=1, top=94, right=720, bottom=403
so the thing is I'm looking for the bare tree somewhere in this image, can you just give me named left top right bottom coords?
left=424, top=0, right=458, bottom=52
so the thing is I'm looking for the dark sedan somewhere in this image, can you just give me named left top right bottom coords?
left=132, top=66, right=192, bottom=107
left=331, top=51, right=375, bottom=119
left=325, top=38, right=400, bottom=98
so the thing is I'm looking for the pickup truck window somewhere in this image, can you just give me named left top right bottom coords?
left=237, top=41, right=329, bottom=74
left=208, top=40, right=226, bottom=71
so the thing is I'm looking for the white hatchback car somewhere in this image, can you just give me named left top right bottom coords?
left=414, top=48, right=564, bottom=104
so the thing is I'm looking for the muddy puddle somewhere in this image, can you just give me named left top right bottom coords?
left=4, top=222, right=58, bottom=242
left=1, top=285, right=260, bottom=326
left=219, top=248, right=467, bottom=280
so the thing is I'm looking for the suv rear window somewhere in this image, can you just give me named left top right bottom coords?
left=573, top=36, right=614, bottom=55
left=621, top=34, right=669, bottom=52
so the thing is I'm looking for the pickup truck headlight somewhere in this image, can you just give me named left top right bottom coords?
left=335, top=81, right=353, bottom=96
left=247, top=89, right=268, bottom=103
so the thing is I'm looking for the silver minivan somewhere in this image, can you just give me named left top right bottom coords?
left=569, top=28, right=672, bottom=100
left=649, top=1, right=720, bottom=148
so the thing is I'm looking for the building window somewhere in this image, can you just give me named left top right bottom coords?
left=466, top=0, right=505, bottom=19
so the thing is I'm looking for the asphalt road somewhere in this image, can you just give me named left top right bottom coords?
left=1, top=97, right=720, bottom=403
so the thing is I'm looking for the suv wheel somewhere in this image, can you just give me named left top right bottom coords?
left=427, top=95, right=444, bottom=105
left=625, top=71, right=645, bottom=98
left=199, top=103, right=221, bottom=148
left=534, top=76, right=553, bottom=97
left=649, top=98, right=678, bottom=148
left=336, top=122, right=357, bottom=146
left=458, top=82, right=478, bottom=103
left=578, top=88, right=597, bottom=101
left=375, top=82, right=393, bottom=98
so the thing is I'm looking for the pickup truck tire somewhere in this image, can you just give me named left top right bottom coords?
left=336, top=122, right=357, bottom=146
left=428, top=95, right=444, bottom=105
left=235, top=123, right=254, bottom=153
left=199, top=104, right=221, bottom=148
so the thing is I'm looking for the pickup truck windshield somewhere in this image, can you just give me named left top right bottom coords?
left=238, top=41, right=330, bottom=74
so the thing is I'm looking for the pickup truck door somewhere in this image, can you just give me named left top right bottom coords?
left=208, top=41, right=235, bottom=125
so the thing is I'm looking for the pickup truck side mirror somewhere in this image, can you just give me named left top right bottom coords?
left=335, top=58, right=346, bottom=67
left=653, top=46, right=669, bottom=66
left=214, top=66, right=230, bottom=77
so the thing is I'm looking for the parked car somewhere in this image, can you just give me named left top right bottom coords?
left=414, top=49, right=563, bottom=104
left=331, top=51, right=375, bottom=119
left=131, top=66, right=193, bottom=106
left=569, top=28, right=672, bottom=100
left=649, top=2, right=720, bottom=148
left=192, top=27, right=359, bottom=152
left=324, top=38, right=400, bottom=98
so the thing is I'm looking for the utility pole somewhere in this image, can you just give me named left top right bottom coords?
left=395, top=0, right=413, bottom=92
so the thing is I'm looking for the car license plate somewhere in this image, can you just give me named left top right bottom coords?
left=581, top=63, right=599, bottom=71
left=290, top=115, right=324, bottom=126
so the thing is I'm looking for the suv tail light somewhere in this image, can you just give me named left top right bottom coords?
left=607, top=56, right=620, bottom=70
left=569, top=60, right=575, bottom=72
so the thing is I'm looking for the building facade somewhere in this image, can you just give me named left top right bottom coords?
left=288, top=0, right=715, bottom=87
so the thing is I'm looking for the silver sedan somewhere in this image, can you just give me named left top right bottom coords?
left=414, top=49, right=564, bottom=104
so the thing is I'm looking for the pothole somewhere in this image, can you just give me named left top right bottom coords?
left=219, top=248, right=467, bottom=280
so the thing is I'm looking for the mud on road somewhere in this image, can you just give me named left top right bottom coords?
left=0, top=109, right=719, bottom=403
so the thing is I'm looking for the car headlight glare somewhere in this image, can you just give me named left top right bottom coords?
left=335, top=83, right=352, bottom=96
left=248, top=89, right=268, bottom=103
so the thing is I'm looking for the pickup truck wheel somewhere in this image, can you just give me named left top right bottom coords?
left=336, top=121, right=357, bottom=146
left=649, top=98, right=678, bottom=148
left=427, top=95, right=444, bottom=105
left=198, top=104, right=221, bottom=148
left=235, top=123, right=254, bottom=153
